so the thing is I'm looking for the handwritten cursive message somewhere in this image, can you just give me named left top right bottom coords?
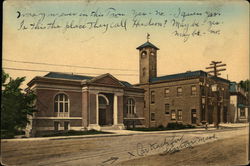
left=128, top=134, right=217, bottom=158
left=16, top=7, right=223, bottom=42
left=98, top=134, right=217, bottom=165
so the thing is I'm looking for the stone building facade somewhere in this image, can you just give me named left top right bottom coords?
left=26, top=73, right=144, bottom=136
left=135, top=41, right=231, bottom=127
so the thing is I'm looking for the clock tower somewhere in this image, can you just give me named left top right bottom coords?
left=136, top=34, right=159, bottom=84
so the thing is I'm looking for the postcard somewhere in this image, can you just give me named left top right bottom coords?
left=2, top=0, right=249, bottom=166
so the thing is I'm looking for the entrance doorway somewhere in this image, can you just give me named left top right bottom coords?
left=191, top=109, right=197, bottom=124
left=98, top=95, right=109, bottom=126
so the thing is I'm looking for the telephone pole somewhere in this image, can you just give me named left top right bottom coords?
left=206, top=61, right=226, bottom=77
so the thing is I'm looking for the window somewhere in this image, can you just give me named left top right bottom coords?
left=201, top=86, right=205, bottom=96
left=141, top=51, right=147, bottom=58
left=164, top=88, right=170, bottom=98
left=127, top=98, right=136, bottom=115
left=142, top=67, right=146, bottom=77
left=202, top=97, right=206, bottom=104
left=177, top=87, right=182, bottom=96
left=240, top=109, right=245, bottom=117
left=151, top=112, right=155, bottom=121
left=171, top=110, right=176, bottom=120
left=177, top=110, right=182, bottom=120
left=64, top=121, right=69, bottom=130
left=54, top=93, right=70, bottom=116
left=165, top=104, right=170, bottom=115
left=54, top=121, right=59, bottom=131
left=151, top=91, right=155, bottom=104
left=191, top=85, right=197, bottom=96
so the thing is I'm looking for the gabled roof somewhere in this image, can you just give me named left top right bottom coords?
left=87, top=73, right=125, bottom=87
left=43, top=72, right=133, bottom=88
left=136, top=41, right=159, bottom=50
left=44, top=72, right=93, bottom=80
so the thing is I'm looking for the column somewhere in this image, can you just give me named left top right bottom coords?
left=220, top=105, right=223, bottom=123
left=96, top=93, right=99, bottom=125
left=113, top=95, right=118, bottom=125
left=87, top=92, right=100, bottom=131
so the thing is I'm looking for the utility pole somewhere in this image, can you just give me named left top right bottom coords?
left=206, top=61, right=226, bottom=77
left=206, top=61, right=226, bottom=129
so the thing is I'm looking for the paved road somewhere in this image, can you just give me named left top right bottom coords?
left=1, top=127, right=248, bottom=166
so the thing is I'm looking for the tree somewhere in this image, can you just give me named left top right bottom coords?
left=239, top=79, right=250, bottom=92
left=1, top=70, right=36, bottom=138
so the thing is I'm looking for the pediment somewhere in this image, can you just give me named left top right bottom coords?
left=89, top=74, right=124, bottom=87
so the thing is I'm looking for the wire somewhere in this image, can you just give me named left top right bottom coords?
left=3, top=59, right=137, bottom=72
left=3, top=67, right=139, bottom=76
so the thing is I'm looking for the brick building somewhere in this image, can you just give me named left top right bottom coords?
left=26, top=72, right=144, bottom=136
left=26, top=39, right=232, bottom=136
left=229, top=82, right=249, bottom=123
left=135, top=41, right=231, bottom=127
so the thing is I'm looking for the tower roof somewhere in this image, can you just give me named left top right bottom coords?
left=136, top=41, right=159, bottom=50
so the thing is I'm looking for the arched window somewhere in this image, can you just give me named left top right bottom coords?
left=141, top=51, right=147, bottom=59
left=54, top=94, right=70, bottom=115
left=98, top=94, right=109, bottom=109
left=127, top=98, right=136, bottom=115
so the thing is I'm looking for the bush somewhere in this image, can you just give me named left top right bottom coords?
left=42, top=130, right=112, bottom=137
left=158, top=124, right=165, bottom=129
left=1, top=130, right=15, bottom=139
left=127, top=123, right=195, bottom=132
left=166, top=122, right=195, bottom=130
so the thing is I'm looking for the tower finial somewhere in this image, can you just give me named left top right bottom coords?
left=147, top=33, right=150, bottom=42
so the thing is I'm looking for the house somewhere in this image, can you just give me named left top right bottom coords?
left=229, top=82, right=249, bottom=123
left=26, top=72, right=144, bottom=137
left=135, top=40, right=231, bottom=127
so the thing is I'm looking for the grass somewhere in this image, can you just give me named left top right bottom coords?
left=127, top=122, right=196, bottom=131
left=42, top=129, right=112, bottom=137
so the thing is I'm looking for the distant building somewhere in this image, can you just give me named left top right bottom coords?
left=26, top=73, right=144, bottom=137
left=229, top=82, right=249, bottom=123
left=135, top=41, right=231, bottom=127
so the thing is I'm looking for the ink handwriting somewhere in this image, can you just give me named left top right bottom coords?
left=16, top=7, right=223, bottom=42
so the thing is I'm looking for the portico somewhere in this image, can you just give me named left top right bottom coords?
left=86, top=86, right=125, bottom=130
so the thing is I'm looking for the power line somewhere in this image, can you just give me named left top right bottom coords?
left=3, top=59, right=137, bottom=72
left=3, top=67, right=138, bottom=76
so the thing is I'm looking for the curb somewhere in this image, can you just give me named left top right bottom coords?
left=1, top=125, right=247, bottom=142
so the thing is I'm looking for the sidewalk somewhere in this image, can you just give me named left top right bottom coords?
left=2, top=123, right=248, bottom=142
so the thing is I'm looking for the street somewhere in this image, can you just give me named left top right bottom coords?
left=1, top=126, right=248, bottom=166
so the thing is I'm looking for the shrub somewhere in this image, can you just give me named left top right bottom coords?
left=1, top=130, right=15, bottom=139
left=166, top=122, right=195, bottom=130
left=41, top=130, right=112, bottom=137
left=158, top=124, right=165, bottom=129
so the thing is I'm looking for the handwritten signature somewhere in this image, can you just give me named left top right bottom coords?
left=98, top=134, right=217, bottom=165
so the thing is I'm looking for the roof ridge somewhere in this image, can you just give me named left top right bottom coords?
left=156, top=70, right=207, bottom=78
left=45, top=72, right=94, bottom=78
